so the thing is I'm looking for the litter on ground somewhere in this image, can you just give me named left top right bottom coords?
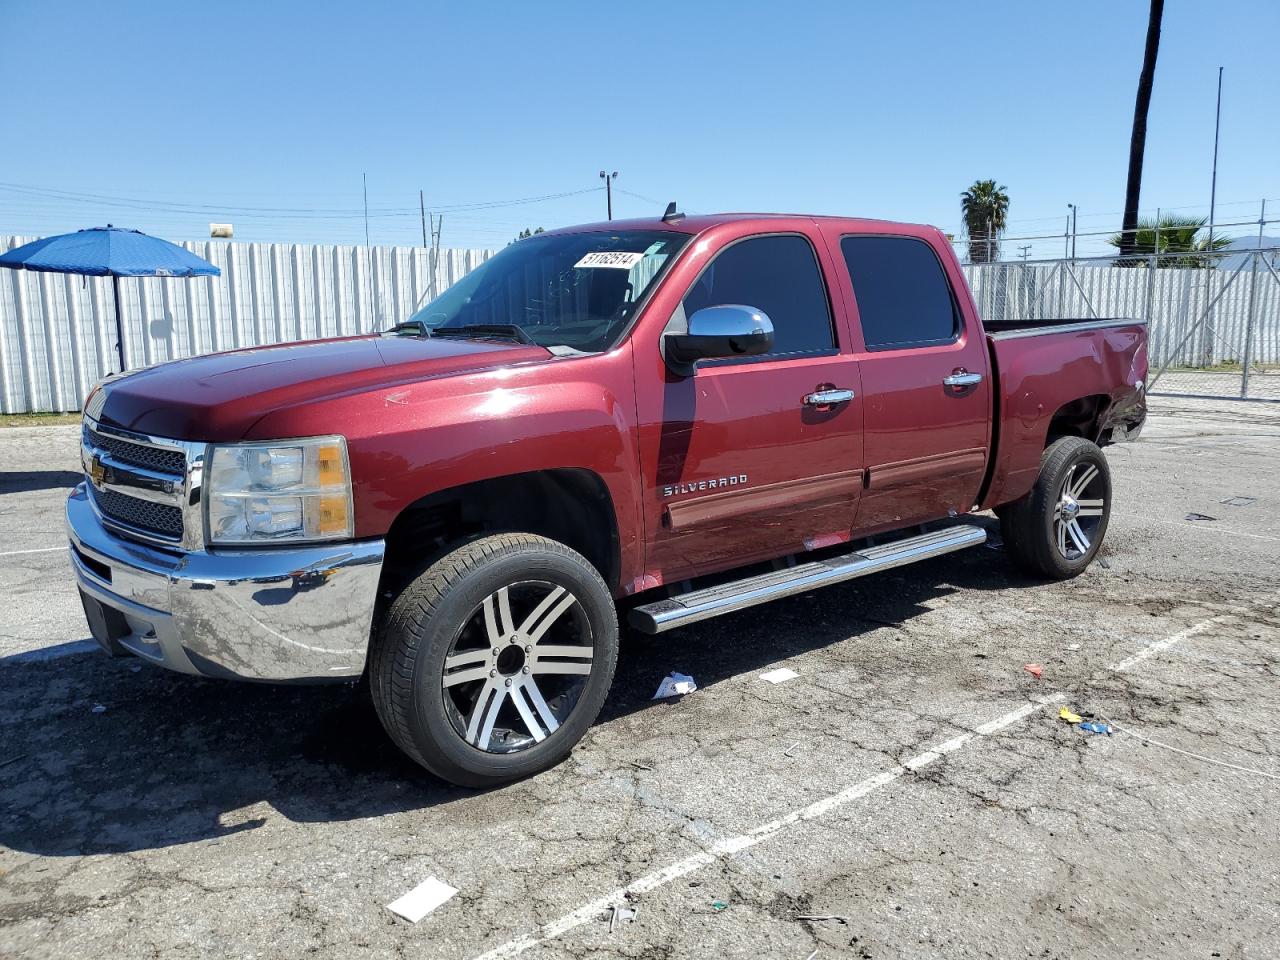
left=653, top=672, right=697, bottom=699
left=760, top=667, right=799, bottom=684
left=608, top=905, right=638, bottom=933
left=385, top=876, right=458, bottom=923
left=1079, top=721, right=1115, bottom=736
left=1023, top=664, right=1044, bottom=679
left=1220, top=496, right=1256, bottom=507
left=711, top=900, right=729, bottom=912
left=1185, top=513, right=1217, bottom=522
left=1059, top=706, right=1084, bottom=724
left=91, top=704, right=106, bottom=714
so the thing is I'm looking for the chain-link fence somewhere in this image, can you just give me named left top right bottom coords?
left=963, top=247, right=1280, bottom=401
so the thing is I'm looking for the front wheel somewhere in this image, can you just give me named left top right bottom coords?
left=999, top=436, right=1111, bottom=580
left=369, top=533, right=618, bottom=787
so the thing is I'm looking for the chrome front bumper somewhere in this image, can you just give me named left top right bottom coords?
left=67, top=483, right=385, bottom=682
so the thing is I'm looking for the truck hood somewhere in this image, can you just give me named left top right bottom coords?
left=94, top=335, right=551, bottom=440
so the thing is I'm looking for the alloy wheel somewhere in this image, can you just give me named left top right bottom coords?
left=1053, top=461, right=1106, bottom=560
left=441, top=581, right=594, bottom=754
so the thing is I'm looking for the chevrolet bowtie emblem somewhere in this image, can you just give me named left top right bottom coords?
left=88, top=454, right=107, bottom=487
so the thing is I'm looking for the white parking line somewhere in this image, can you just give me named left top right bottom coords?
left=472, top=692, right=1066, bottom=960
left=1108, top=614, right=1229, bottom=673
left=472, top=612, right=1227, bottom=959
left=0, top=546, right=65, bottom=557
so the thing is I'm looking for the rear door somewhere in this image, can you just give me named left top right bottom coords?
left=634, top=229, right=864, bottom=583
left=821, top=227, right=992, bottom=533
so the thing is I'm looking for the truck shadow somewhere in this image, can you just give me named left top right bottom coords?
left=0, top=525, right=1043, bottom=858
left=0, top=470, right=83, bottom=494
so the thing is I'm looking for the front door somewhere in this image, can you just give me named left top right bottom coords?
left=634, top=232, right=864, bottom=584
left=825, top=229, right=992, bottom=533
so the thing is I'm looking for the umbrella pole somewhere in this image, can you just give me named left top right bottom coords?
left=111, top=274, right=126, bottom=372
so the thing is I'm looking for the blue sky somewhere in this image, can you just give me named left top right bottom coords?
left=1, top=0, right=1276, bottom=258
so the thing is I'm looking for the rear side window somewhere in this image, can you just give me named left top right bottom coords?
left=681, top=235, right=834, bottom=358
left=840, top=236, right=959, bottom=350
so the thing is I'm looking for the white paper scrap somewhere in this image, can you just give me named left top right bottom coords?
left=652, top=671, right=697, bottom=699
left=386, top=876, right=458, bottom=923
left=759, top=667, right=799, bottom=684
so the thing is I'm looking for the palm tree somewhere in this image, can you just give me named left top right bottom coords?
left=1107, top=214, right=1232, bottom=267
left=961, top=180, right=1010, bottom=263
left=1119, top=0, right=1165, bottom=258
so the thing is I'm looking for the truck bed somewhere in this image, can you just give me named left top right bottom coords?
left=979, top=317, right=1148, bottom=511
left=984, top=317, right=1141, bottom=338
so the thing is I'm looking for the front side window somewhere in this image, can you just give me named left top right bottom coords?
left=840, top=236, right=959, bottom=350
left=405, top=230, right=690, bottom=353
left=681, top=234, right=835, bottom=358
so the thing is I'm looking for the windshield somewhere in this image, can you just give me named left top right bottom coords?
left=404, top=230, right=690, bottom=353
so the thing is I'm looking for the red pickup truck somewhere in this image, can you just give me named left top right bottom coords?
left=68, top=212, right=1147, bottom=785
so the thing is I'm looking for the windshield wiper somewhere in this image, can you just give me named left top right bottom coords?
left=433, top=323, right=535, bottom=345
left=386, top=320, right=431, bottom=337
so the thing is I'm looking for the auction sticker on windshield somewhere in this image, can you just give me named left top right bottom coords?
left=574, top=251, right=645, bottom=269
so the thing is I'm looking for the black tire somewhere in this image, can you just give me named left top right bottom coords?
left=370, top=533, right=618, bottom=787
left=999, top=436, right=1111, bottom=580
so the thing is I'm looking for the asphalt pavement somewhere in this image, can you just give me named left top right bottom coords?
left=1, top=396, right=1278, bottom=959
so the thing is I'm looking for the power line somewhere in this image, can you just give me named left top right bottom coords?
left=0, top=181, right=604, bottom=218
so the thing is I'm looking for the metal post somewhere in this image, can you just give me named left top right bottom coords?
left=111, top=274, right=126, bottom=372
left=1147, top=207, right=1159, bottom=364
left=1208, top=67, right=1223, bottom=253
left=1240, top=199, right=1265, bottom=398
left=419, top=190, right=428, bottom=248
left=1064, top=215, right=1070, bottom=259
left=986, top=217, right=993, bottom=263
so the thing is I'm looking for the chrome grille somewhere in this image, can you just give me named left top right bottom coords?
left=84, top=424, right=187, bottom=475
left=81, top=417, right=191, bottom=546
left=91, top=486, right=184, bottom=537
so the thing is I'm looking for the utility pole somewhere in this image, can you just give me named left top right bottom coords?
left=1067, top=204, right=1078, bottom=259
left=419, top=189, right=428, bottom=248
left=362, top=173, right=370, bottom=249
left=1208, top=66, right=1223, bottom=252
left=362, top=173, right=374, bottom=325
left=599, top=170, right=617, bottom=220
left=986, top=217, right=993, bottom=262
left=1018, top=245, right=1031, bottom=261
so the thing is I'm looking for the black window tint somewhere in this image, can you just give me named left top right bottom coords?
left=682, top=235, right=834, bottom=357
left=840, top=237, right=958, bottom=350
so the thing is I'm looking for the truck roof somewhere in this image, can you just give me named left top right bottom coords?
left=542, top=212, right=942, bottom=237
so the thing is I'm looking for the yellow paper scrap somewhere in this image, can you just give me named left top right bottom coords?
left=1059, top=706, right=1083, bottom=724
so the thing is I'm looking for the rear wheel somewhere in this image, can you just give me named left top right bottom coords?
left=370, top=533, right=618, bottom=787
left=999, top=436, right=1111, bottom=580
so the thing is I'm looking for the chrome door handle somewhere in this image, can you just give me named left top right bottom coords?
left=943, top=372, right=984, bottom=388
left=803, top=388, right=855, bottom=406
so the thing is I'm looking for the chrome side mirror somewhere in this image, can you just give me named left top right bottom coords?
left=664, top=304, right=774, bottom=375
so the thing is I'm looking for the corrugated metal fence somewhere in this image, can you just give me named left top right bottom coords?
left=0, top=236, right=496, bottom=413
left=962, top=249, right=1280, bottom=400
left=5, top=236, right=1280, bottom=412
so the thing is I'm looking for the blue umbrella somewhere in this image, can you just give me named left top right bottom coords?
left=0, top=225, right=220, bottom=372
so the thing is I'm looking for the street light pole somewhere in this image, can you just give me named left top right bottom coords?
left=1067, top=203, right=1078, bottom=259
left=599, top=170, right=617, bottom=220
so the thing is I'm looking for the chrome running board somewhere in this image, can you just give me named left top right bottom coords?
left=629, top=524, right=987, bottom=634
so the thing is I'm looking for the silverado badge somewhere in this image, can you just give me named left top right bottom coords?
left=662, top=474, right=748, bottom=497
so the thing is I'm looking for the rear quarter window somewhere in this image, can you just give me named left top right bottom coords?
left=840, top=236, right=959, bottom=351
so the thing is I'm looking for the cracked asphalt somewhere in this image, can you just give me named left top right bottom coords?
left=2, top=395, right=1279, bottom=960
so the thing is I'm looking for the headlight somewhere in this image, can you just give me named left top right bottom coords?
left=205, top=436, right=353, bottom=545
